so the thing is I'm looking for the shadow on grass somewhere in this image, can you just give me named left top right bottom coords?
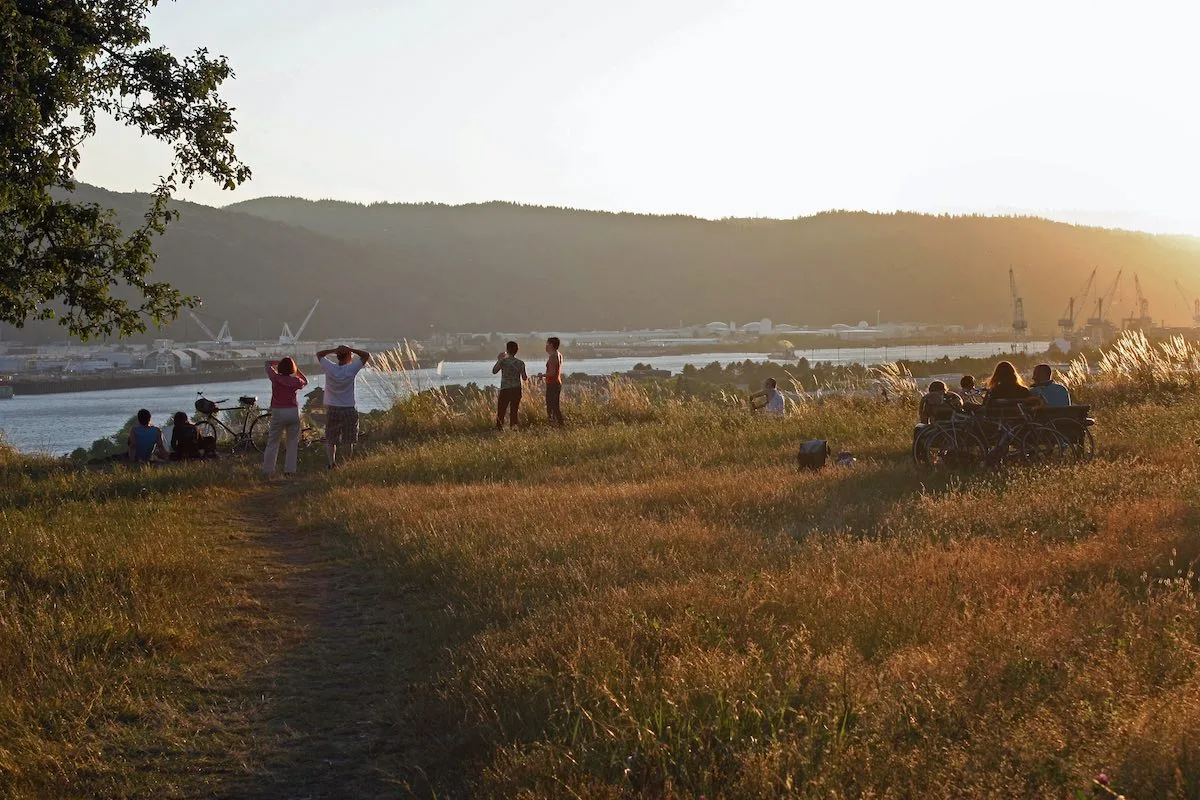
left=211, top=489, right=483, bottom=800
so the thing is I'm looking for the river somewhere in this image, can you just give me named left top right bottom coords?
left=0, top=342, right=1046, bottom=454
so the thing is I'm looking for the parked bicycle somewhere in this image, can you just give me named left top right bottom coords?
left=193, top=392, right=271, bottom=453
left=915, top=400, right=1075, bottom=469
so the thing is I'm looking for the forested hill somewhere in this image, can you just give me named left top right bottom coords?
left=10, top=185, right=1200, bottom=344
left=226, top=197, right=1200, bottom=334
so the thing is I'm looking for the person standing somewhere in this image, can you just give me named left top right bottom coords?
left=315, top=344, right=370, bottom=468
left=544, top=336, right=565, bottom=426
left=492, top=340, right=528, bottom=430
left=263, top=357, right=308, bottom=477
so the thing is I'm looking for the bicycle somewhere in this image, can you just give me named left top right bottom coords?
left=193, top=392, right=271, bottom=453
left=917, top=401, right=1072, bottom=469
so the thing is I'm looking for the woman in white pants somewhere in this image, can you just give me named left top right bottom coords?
left=263, top=357, right=308, bottom=476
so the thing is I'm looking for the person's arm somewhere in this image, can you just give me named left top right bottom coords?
left=265, top=360, right=277, bottom=378
left=351, top=347, right=370, bottom=365
left=295, top=368, right=308, bottom=387
left=546, top=355, right=560, bottom=381
left=520, top=363, right=529, bottom=382
left=155, top=430, right=169, bottom=460
left=128, top=429, right=137, bottom=460
left=492, top=356, right=504, bottom=375
left=315, top=348, right=337, bottom=361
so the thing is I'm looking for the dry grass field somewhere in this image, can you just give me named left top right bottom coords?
left=3, top=339, right=1200, bottom=798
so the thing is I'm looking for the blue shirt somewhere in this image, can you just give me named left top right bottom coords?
left=131, top=425, right=161, bottom=461
left=1030, top=380, right=1071, bottom=408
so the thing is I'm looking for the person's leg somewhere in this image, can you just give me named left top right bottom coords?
left=342, top=408, right=359, bottom=460
left=283, top=407, right=301, bottom=473
left=324, top=406, right=341, bottom=467
left=496, top=390, right=510, bottom=430
left=510, top=389, right=521, bottom=428
left=263, top=412, right=285, bottom=475
left=547, top=383, right=563, bottom=425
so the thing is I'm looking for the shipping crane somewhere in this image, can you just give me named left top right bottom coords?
left=1087, top=269, right=1123, bottom=328
left=1175, top=280, right=1200, bottom=327
left=279, top=299, right=320, bottom=345
left=1058, top=267, right=1097, bottom=336
left=1123, top=273, right=1153, bottom=330
left=187, top=311, right=233, bottom=344
left=1010, top=267, right=1027, bottom=341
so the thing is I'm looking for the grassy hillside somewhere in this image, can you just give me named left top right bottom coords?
left=230, top=196, right=1200, bottom=333
left=3, top=359, right=1199, bottom=797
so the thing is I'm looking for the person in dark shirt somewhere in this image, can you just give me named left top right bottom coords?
left=170, top=411, right=201, bottom=460
left=983, top=360, right=1034, bottom=404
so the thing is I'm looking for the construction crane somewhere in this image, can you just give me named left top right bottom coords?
left=1058, top=267, right=1097, bottom=336
left=1009, top=267, right=1027, bottom=341
left=1125, top=273, right=1153, bottom=330
left=279, top=299, right=320, bottom=345
left=1087, top=269, right=1123, bottom=327
left=1175, top=280, right=1200, bottom=327
left=187, top=311, right=233, bottom=344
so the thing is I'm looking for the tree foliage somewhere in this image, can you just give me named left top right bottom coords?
left=1, top=0, right=250, bottom=339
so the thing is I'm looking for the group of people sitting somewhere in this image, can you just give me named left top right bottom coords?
left=127, top=409, right=215, bottom=463
left=918, top=361, right=1072, bottom=423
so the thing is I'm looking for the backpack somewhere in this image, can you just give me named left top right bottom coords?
left=796, top=439, right=829, bottom=471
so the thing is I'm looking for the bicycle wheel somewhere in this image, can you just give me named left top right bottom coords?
left=249, top=412, right=272, bottom=453
left=1019, top=425, right=1070, bottom=466
left=196, top=418, right=232, bottom=450
left=921, top=427, right=987, bottom=469
left=1051, top=418, right=1095, bottom=462
left=912, top=425, right=937, bottom=465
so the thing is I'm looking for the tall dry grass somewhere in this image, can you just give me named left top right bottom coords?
left=6, top=367, right=1200, bottom=797
left=292, top=395, right=1200, bottom=798
left=1065, top=329, right=1200, bottom=406
left=0, top=457, right=272, bottom=799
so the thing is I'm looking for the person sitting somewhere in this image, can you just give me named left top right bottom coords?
left=749, top=377, right=786, bottom=416
left=170, top=411, right=202, bottom=460
left=983, top=360, right=1035, bottom=406
left=918, top=381, right=963, bottom=423
left=128, top=408, right=168, bottom=463
left=959, top=374, right=986, bottom=405
left=1029, top=363, right=1071, bottom=407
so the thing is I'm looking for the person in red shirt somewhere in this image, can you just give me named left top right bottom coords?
left=544, top=336, right=564, bottom=426
left=262, top=357, right=308, bottom=476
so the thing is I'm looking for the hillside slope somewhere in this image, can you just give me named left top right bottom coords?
left=227, top=196, right=1200, bottom=334
left=9, top=187, right=1200, bottom=343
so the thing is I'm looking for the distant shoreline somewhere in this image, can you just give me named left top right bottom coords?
left=11, top=368, right=260, bottom=396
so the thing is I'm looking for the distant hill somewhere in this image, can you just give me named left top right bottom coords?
left=227, top=196, right=1200, bottom=334
left=8, top=185, right=1200, bottom=344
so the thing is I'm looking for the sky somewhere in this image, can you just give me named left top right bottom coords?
left=78, top=0, right=1200, bottom=234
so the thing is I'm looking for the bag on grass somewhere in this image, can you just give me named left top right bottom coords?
left=796, top=439, right=829, bottom=471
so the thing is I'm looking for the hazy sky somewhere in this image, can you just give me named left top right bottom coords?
left=79, top=0, right=1200, bottom=233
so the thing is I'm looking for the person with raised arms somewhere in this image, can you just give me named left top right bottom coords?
left=492, top=340, right=529, bottom=430
left=263, top=357, right=308, bottom=477
left=315, top=344, right=371, bottom=468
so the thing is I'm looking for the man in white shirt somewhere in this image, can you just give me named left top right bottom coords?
left=749, top=377, right=787, bottom=416
left=315, top=344, right=370, bottom=468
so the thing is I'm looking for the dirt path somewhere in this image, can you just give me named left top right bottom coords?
left=209, top=490, right=453, bottom=799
